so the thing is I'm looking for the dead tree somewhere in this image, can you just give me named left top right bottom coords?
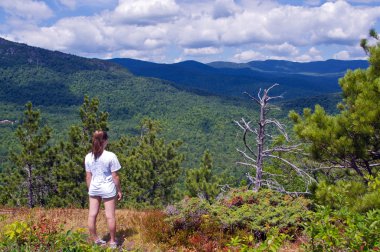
left=235, top=84, right=315, bottom=193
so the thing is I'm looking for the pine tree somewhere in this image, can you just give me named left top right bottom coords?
left=185, top=150, right=221, bottom=202
left=289, top=30, right=380, bottom=181
left=9, top=102, right=54, bottom=208
left=50, top=96, right=109, bottom=207
left=120, top=118, right=183, bottom=207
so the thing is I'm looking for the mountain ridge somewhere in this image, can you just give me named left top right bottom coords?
left=109, top=57, right=368, bottom=100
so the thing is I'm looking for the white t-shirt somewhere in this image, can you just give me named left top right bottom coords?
left=85, top=150, right=121, bottom=198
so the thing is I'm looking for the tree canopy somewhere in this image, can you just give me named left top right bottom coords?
left=290, top=30, right=380, bottom=180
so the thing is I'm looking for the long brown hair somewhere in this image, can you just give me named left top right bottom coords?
left=92, top=130, right=108, bottom=160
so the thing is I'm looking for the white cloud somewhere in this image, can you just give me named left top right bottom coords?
left=184, top=47, right=222, bottom=55
left=233, top=50, right=266, bottom=62
left=347, top=0, right=380, bottom=3
left=173, top=0, right=380, bottom=51
left=59, top=0, right=76, bottom=9
left=263, top=42, right=299, bottom=56
left=177, top=18, right=221, bottom=48
left=110, top=0, right=180, bottom=25
left=309, top=47, right=321, bottom=56
left=333, top=50, right=351, bottom=60
left=305, top=0, right=321, bottom=6
left=113, top=48, right=167, bottom=62
left=58, top=0, right=117, bottom=9
left=0, top=0, right=53, bottom=21
left=212, top=0, right=241, bottom=19
left=1, top=0, right=379, bottom=61
left=294, top=54, right=323, bottom=62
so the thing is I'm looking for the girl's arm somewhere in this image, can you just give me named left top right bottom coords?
left=112, top=172, right=122, bottom=201
left=86, top=172, right=92, bottom=188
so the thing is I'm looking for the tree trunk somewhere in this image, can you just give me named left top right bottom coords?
left=27, top=164, right=34, bottom=208
left=255, top=96, right=266, bottom=191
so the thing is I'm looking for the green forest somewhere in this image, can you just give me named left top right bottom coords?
left=0, top=30, right=380, bottom=251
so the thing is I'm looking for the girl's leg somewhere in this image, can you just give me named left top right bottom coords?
left=104, top=196, right=117, bottom=243
left=88, top=196, right=101, bottom=241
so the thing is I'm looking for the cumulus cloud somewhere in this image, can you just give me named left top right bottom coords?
left=333, top=50, right=351, bottom=60
left=263, top=42, right=299, bottom=56
left=184, top=47, right=222, bottom=55
left=58, top=0, right=117, bottom=9
left=0, top=0, right=53, bottom=21
left=233, top=50, right=266, bottom=62
left=59, top=0, right=76, bottom=9
left=110, top=0, right=180, bottom=25
left=348, top=0, right=380, bottom=3
left=212, top=0, right=241, bottom=19
left=309, top=47, right=321, bottom=56
left=173, top=1, right=380, bottom=50
left=1, top=0, right=379, bottom=62
left=295, top=54, right=323, bottom=62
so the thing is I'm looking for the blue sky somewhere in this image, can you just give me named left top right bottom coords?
left=1, top=0, right=380, bottom=63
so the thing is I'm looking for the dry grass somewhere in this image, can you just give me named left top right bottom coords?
left=0, top=207, right=306, bottom=251
left=0, top=207, right=164, bottom=251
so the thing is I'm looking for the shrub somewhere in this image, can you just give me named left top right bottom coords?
left=0, top=218, right=98, bottom=251
left=0, top=220, right=31, bottom=250
left=212, top=188, right=311, bottom=239
left=304, top=206, right=380, bottom=251
left=314, top=173, right=380, bottom=213
left=164, top=188, right=311, bottom=250
left=225, top=228, right=288, bottom=252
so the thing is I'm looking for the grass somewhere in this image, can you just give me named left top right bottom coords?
left=0, top=207, right=163, bottom=251
left=0, top=207, right=306, bottom=251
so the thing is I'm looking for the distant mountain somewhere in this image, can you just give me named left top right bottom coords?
left=0, top=38, right=120, bottom=74
left=109, top=58, right=368, bottom=100
left=209, top=59, right=368, bottom=75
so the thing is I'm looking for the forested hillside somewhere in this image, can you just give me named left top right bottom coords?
left=0, top=37, right=257, bottom=177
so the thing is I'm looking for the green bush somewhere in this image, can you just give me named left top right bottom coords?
left=305, top=175, right=380, bottom=251
left=304, top=206, right=380, bottom=251
left=211, top=188, right=311, bottom=239
left=314, top=174, right=380, bottom=213
left=225, top=229, right=288, bottom=252
left=164, top=188, right=311, bottom=250
left=0, top=219, right=104, bottom=251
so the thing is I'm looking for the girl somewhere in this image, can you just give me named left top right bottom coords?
left=85, top=130, right=122, bottom=248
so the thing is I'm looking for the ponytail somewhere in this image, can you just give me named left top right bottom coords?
left=92, top=130, right=108, bottom=160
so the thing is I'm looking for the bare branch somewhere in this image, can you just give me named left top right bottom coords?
left=266, top=83, right=279, bottom=93
left=369, top=163, right=380, bottom=167
left=234, top=120, right=245, bottom=131
left=257, top=88, right=263, bottom=102
left=267, top=94, right=284, bottom=101
left=262, top=171, right=286, bottom=178
left=236, top=161, right=259, bottom=169
left=264, top=119, right=289, bottom=140
left=243, top=91, right=260, bottom=105
left=265, top=154, right=317, bottom=183
left=264, top=144, right=303, bottom=155
left=236, top=148, right=257, bottom=163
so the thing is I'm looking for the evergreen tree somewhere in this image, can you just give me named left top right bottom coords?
left=120, top=118, right=183, bottom=208
left=79, top=95, right=109, bottom=144
left=289, top=30, right=380, bottom=181
left=8, top=102, right=53, bottom=208
left=185, top=150, right=220, bottom=201
left=50, top=96, right=109, bottom=207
